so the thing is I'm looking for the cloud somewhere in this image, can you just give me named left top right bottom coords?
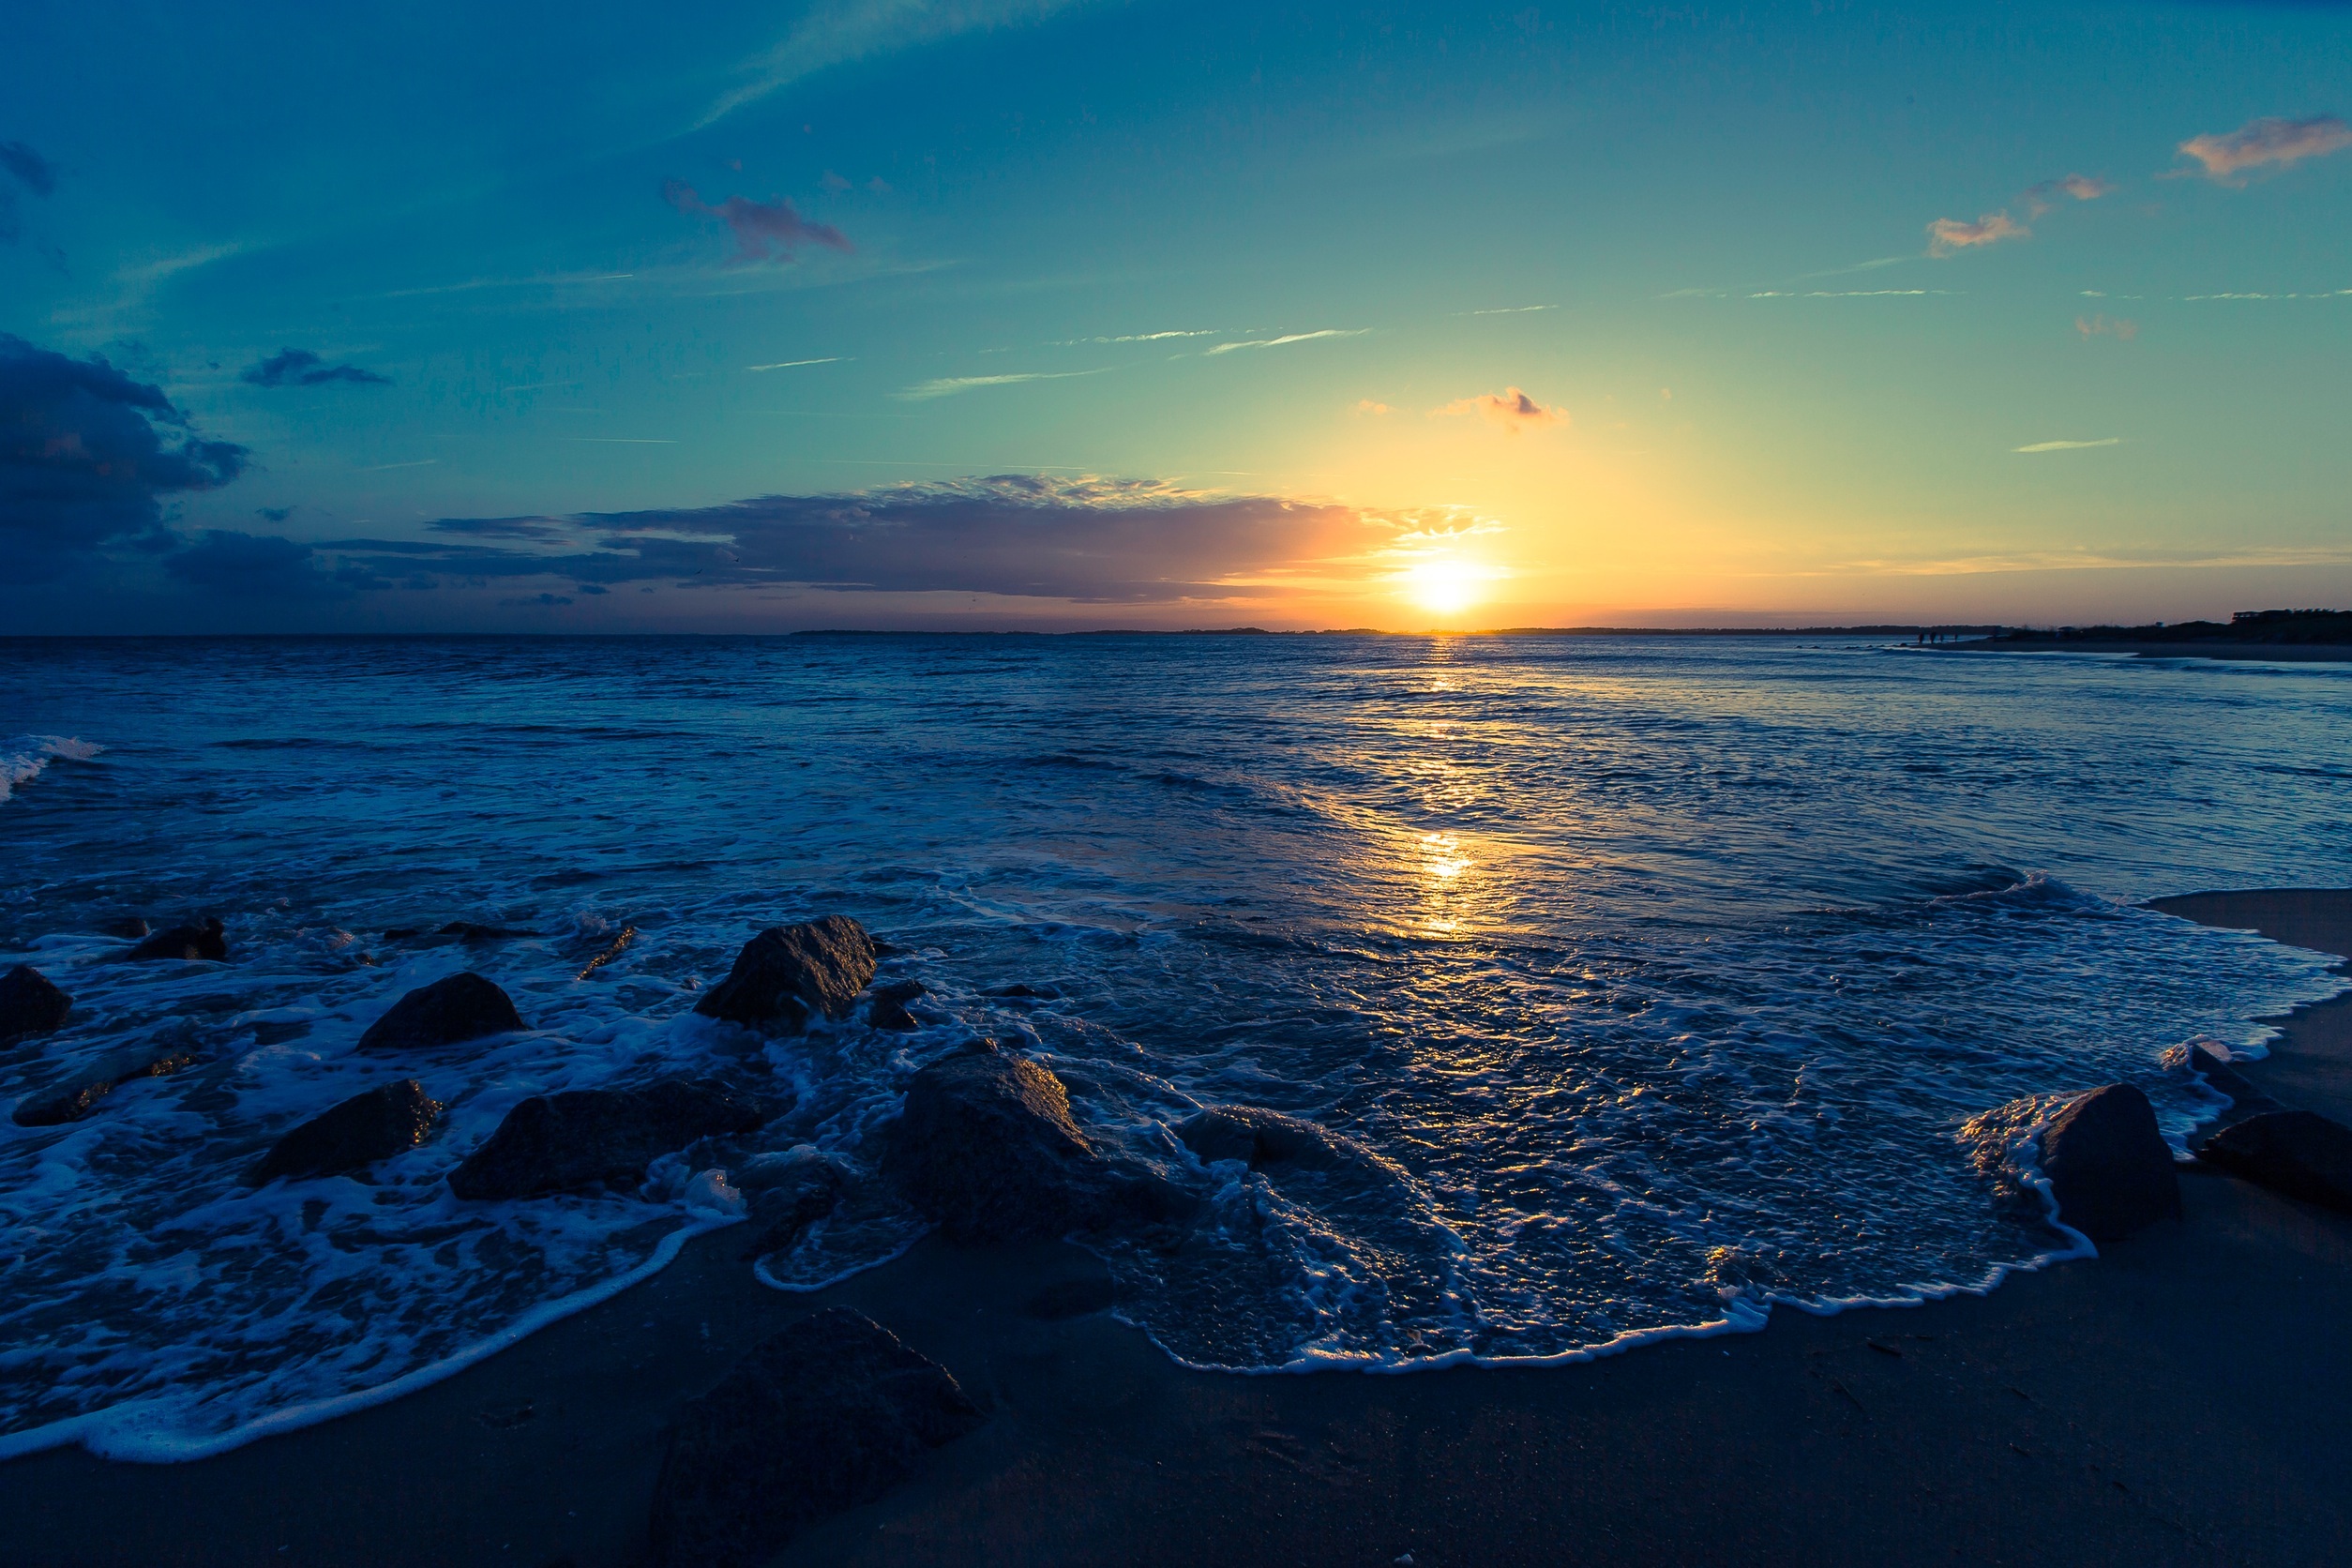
left=1205, top=329, right=1368, bottom=354
left=240, top=349, right=391, bottom=388
left=499, top=593, right=574, bottom=609
left=1355, top=400, right=1393, bottom=415
left=1053, top=329, right=1218, bottom=344
left=338, top=475, right=1395, bottom=604
left=897, top=369, right=1107, bottom=400
left=0, top=139, right=58, bottom=244
left=746, top=356, right=845, bottom=370
left=1433, top=387, right=1568, bottom=433
left=700, top=0, right=1098, bottom=127
left=1, top=333, right=249, bottom=581
left=2023, top=173, right=2113, bottom=216
left=2075, top=314, right=2138, bottom=341
left=1926, top=211, right=2029, bottom=255
left=162, top=530, right=352, bottom=597
left=257, top=505, right=294, bottom=522
left=2175, top=115, right=2352, bottom=183
left=2013, top=438, right=2122, bottom=453
left=662, top=180, right=852, bottom=263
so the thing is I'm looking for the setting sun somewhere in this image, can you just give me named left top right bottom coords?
left=1401, top=557, right=1489, bottom=617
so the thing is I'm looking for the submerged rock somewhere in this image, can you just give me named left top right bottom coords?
left=446, top=1078, right=765, bottom=1200
left=2189, top=1045, right=2285, bottom=1121
left=1179, top=1104, right=1357, bottom=1172
left=694, top=916, right=875, bottom=1033
left=645, top=1307, right=983, bottom=1568
left=126, top=917, right=227, bottom=962
left=355, top=972, right=524, bottom=1053
left=2039, top=1083, right=2182, bottom=1242
left=0, top=966, right=71, bottom=1045
left=2200, top=1110, right=2352, bottom=1214
left=248, top=1079, right=443, bottom=1184
left=867, top=978, right=925, bottom=1032
left=13, top=1042, right=202, bottom=1126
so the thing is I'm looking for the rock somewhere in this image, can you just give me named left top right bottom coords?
left=100, top=916, right=150, bottom=940
left=248, top=1080, right=443, bottom=1184
left=1179, top=1104, right=1355, bottom=1172
left=2200, top=1110, right=2352, bottom=1214
left=883, top=1044, right=1191, bottom=1242
left=126, top=917, right=227, bottom=962
left=867, top=979, right=925, bottom=1032
left=2039, top=1083, right=2182, bottom=1242
left=13, top=1042, right=202, bottom=1126
left=884, top=1044, right=1100, bottom=1241
left=2190, top=1046, right=2284, bottom=1119
left=355, top=972, right=524, bottom=1053
left=0, top=966, right=71, bottom=1045
left=738, top=1171, right=844, bottom=1262
left=644, top=1308, right=983, bottom=1568
left=694, top=916, right=875, bottom=1033
left=446, top=1078, right=766, bottom=1200
left=576, top=927, right=636, bottom=979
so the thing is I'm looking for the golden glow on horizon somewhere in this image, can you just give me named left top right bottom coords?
left=1400, top=556, right=1490, bottom=617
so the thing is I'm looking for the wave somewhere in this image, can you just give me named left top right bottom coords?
left=0, top=735, right=102, bottom=806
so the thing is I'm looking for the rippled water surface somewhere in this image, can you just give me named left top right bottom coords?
left=3, top=634, right=2347, bottom=1456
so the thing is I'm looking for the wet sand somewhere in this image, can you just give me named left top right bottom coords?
left=5, top=891, right=2349, bottom=1567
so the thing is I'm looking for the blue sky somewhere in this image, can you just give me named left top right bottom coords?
left=4, top=1, right=2348, bottom=630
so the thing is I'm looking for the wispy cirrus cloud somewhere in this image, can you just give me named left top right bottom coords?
left=662, top=180, right=852, bottom=264
left=746, top=357, right=846, bottom=370
left=699, top=0, right=1101, bottom=128
left=1052, top=329, right=1218, bottom=345
left=2174, top=114, right=2352, bottom=184
left=1206, top=329, right=1368, bottom=355
left=897, top=369, right=1108, bottom=400
left=2014, top=438, right=2121, bottom=453
left=1433, top=387, right=1567, bottom=433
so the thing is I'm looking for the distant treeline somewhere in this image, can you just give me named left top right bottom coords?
left=1988, top=610, right=2352, bottom=646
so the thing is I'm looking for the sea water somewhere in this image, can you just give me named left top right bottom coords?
left=1, top=633, right=2345, bottom=1458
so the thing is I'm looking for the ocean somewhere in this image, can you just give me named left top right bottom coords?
left=2, top=633, right=2345, bottom=1460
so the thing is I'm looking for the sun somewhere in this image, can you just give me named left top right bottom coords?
left=1401, top=556, right=1485, bottom=617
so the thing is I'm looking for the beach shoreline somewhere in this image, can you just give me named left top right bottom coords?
left=4, top=890, right=2349, bottom=1567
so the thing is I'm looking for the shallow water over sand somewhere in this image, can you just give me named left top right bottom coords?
left=2, top=634, right=2346, bottom=1455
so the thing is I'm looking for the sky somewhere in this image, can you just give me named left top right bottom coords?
left=3, top=0, right=2348, bottom=633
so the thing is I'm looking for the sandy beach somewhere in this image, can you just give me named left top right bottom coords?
left=4, top=888, right=2347, bottom=1568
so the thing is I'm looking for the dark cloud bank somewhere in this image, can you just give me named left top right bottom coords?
left=1, top=334, right=1381, bottom=629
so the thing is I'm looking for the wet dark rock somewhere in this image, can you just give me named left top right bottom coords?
left=447, top=1079, right=766, bottom=1200
left=355, top=972, right=524, bottom=1054
left=884, top=1043, right=1194, bottom=1242
left=576, top=927, right=636, bottom=979
left=0, top=966, right=71, bottom=1045
left=980, top=981, right=1059, bottom=1001
left=2200, top=1110, right=2352, bottom=1214
left=737, top=1160, right=846, bottom=1261
left=1179, top=1104, right=1356, bottom=1173
left=2039, top=1083, right=2182, bottom=1242
left=645, top=1307, right=983, bottom=1568
left=13, top=1042, right=203, bottom=1126
left=126, top=917, right=227, bottom=962
left=695, top=916, right=875, bottom=1033
left=2190, top=1046, right=2284, bottom=1120
left=867, top=979, right=925, bottom=1032
left=99, top=916, right=150, bottom=940
left=248, top=1079, right=443, bottom=1184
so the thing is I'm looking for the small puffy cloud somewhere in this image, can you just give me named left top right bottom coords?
left=1926, top=211, right=2028, bottom=255
left=2175, top=115, right=2352, bottom=184
left=162, top=530, right=349, bottom=597
left=256, top=505, right=294, bottom=522
left=1355, top=400, right=1393, bottom=415
left=1433, top=387, right=1567, bottom=433
left=820, top=170, right=852, bottom=193
left=662, top=179, right=852, bottom=263
left=241, top=349, right=391, bottom=388
left=1, top=333, right=248, bottom=580
left=0, top=139, right=59, bottom=244
left=2076, top=314, right=2137, bottom=341
left=2023, top=173, right=2114, bottom=215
